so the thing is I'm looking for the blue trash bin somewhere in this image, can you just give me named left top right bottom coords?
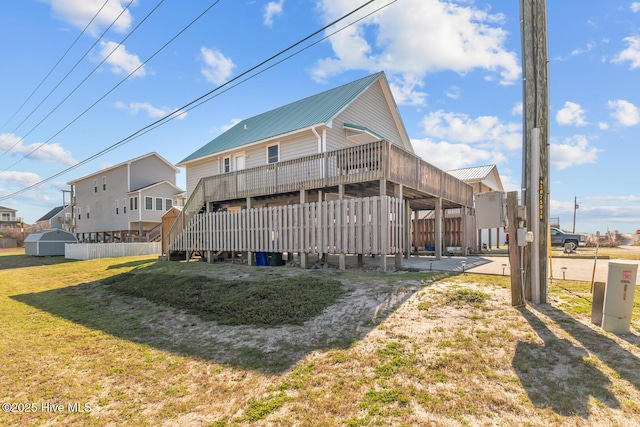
left=255, top=252, right=267, bottom=266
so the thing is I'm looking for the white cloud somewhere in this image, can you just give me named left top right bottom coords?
left=556, top=101, right=588, bottom=126
left=550, top=135, right=600, bottom=170
left=607, top=99, right=640, bottom=126
left=45, top=0, right=133, bottom=36
left=421, top=110, right=521, bottom=151
left=613, top=36, right=640, bottom=69
left=411, top=138, right=507, bottom=170
left=98, top=40, right=146, bottom=77
left=200, top=47, right=235, bottom=85
left=0, top=133, right=77, bottom=166
left=584, top=195, right=640, bottom=203
left=511, top=101, right=523, bottom=116
left=598, top=122, right=609, bottom=130
left=115, top=101, right=187, bottom=119
left=632, top=2, right=640, bottom=13
left=311, top=0, right=520, bottom=104
left=445, top=86, right=461, bottom=100
left=0, top=171, right=42, bottom=187
left=264, top=0, right=284, bottom=27
left=388, top=76, right=427, bottom=106
left=570, top=41, right=596, bottom=56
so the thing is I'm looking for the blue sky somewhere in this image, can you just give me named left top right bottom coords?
left=0, top=0, right=639, bottom=234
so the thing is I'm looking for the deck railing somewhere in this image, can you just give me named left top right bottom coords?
left=167, top=140, right=473, bottom=252
left=168, top=196, right=404, bottom=256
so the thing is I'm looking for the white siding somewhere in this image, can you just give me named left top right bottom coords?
left=74, top=165, right=130, bottom=233
left=185, top=131, right=320, bottom=197
left=130, top=155, right=177, bottom=190
left=327, top=80, right=404, bottom=152
left=185, top=158, right=219, bottom=197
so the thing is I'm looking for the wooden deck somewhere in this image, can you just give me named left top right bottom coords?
left=167, top=140, right=474, bottom=259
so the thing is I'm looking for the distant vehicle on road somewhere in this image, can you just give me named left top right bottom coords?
left=550, top=227, right=586, bottom=250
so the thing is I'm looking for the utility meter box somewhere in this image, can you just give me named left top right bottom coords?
left=601, top=261, right=638, bottom=334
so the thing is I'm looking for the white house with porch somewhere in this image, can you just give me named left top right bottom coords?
left=168, top=72, right=475, bottom=270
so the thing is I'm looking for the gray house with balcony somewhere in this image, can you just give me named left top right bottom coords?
left=0, top=205, right=22, bottom=230
left=169, top=71, right=474, bottom=270
left=68, top=152, right=185, bottom=243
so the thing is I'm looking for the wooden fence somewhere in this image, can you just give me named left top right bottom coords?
left=168, top=196, right=404, bottom=256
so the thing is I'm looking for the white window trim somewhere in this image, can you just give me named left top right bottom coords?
left=223, top=156, right=231, bottom=173
left=155, top=197, right=163, bottom=211
left=266, top=143, right=280, bottom=164
left=145, top=196, right=153, bottom=211
left=165, top=198, right=173, bottom=211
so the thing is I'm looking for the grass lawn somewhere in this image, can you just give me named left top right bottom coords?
left=1, top=249, right=639, bottom=426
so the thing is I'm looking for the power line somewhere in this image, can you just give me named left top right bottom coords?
left=0, top=0, right=138, bottom=157
left=0, top=0, right=389, bottom=202
left=0, top=0, right=110, bottom=136
left=0, top=0, right=220, bottom=175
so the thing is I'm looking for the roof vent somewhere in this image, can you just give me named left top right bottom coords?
left=243, top=124, right=247, bottom=131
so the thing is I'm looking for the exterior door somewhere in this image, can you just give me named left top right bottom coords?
left=235, top=154, right=245, bottom=191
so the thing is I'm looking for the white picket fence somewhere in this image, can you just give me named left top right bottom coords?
left=65, top=242, right=161, bottom=260
left=168, top=196, right=405, bottom=255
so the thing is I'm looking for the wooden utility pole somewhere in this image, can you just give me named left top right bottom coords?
left=520, top=0, right=550, bottom=304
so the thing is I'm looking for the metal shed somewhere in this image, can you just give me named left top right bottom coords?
left=24, top=229, right=77, bottom=256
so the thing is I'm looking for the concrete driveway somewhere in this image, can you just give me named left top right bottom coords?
left=399, top=254, right=640, bottom=285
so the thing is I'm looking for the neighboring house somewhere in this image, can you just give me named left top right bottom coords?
left=447, top=165, right=505, bottom=249
left=36, top=205, right=72, bottom=231
left=446, top=165, right=504, bottom=194
left=169, top=72, right=474, bottom=269
left=67, top=152, right=184, bottom=243
left=0, top=205, right=22, bottom=230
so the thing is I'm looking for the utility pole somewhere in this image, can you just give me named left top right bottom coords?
left=520, top=0, right=550, bottom=304
left=572, top=196, right=579, bottom=233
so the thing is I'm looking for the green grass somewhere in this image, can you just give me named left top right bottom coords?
left=446, top=288, right=490, bottom=307
left=2, top=250, right=640, bottom=426
left=103, top=272, right=345, bottom=326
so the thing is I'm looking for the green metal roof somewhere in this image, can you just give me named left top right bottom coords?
left=179, top=72, right=385, bottom=165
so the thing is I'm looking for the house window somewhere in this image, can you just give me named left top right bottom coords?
left=267, top=144, right=279, bottom=164
left=115, top=199, right=119, bottom=215
left=130, top=197, right=134, bottom=211
left=145, top=197, right=153, bottom=210
left=165, top=198, right=172, bottom=211
left=155, top=197, right=163, bottom=211
left=86, top=206, right=90, bottom=219
left=93, top=179, right=97, bottom=193
left=223, top=157, right=231, bottom=173
left=134, top=196, right=138, bottom=210
left=78, top=207, right=81, bottom=220
left=102, top=176, right=106, bottom=191
left=123, top=198, right=127, bottom=214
